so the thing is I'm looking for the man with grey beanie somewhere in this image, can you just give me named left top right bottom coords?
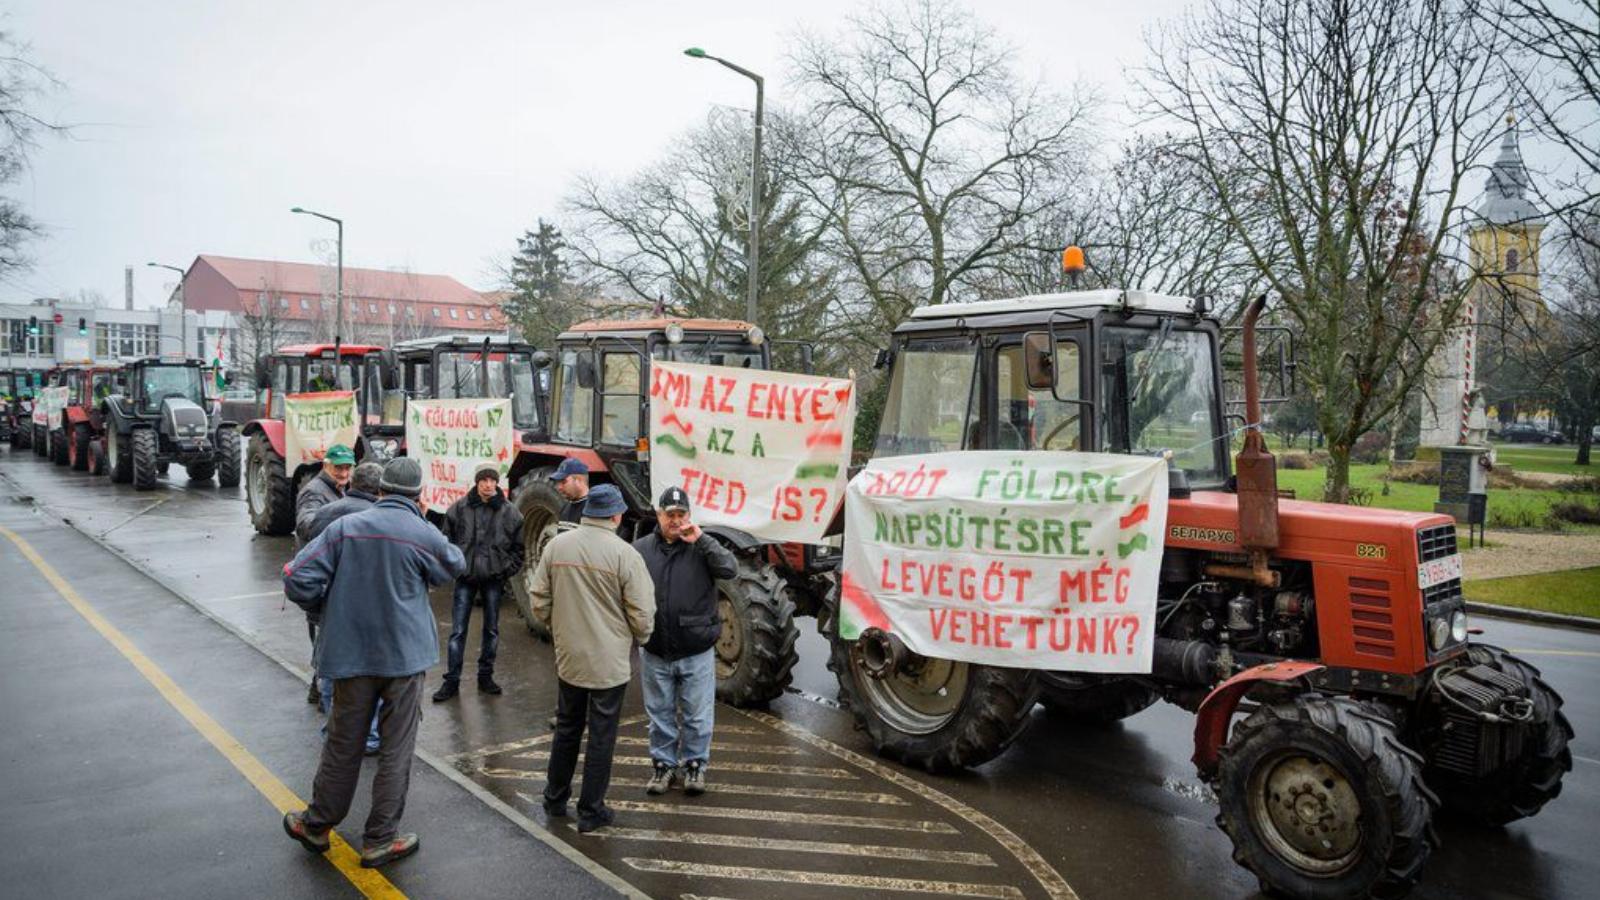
left=281, top=457, right=466, bottom=869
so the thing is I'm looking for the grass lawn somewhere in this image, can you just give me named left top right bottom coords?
left=1274, top=463, right=1591, bottom=529
left=1490, top=444, right=1600, bottom=478
left=1464, top=567, right=1600, bottom=619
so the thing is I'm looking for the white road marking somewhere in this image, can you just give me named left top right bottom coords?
left=1574, top=755, right=1600, bottom=767
left=207, top=590, right=285, bottom=604
left=741, top=709, right=1078, bottom=900
left=574, top=824, right=996, bottom=865
left=514, top=752, right=856, bottom=779
left=482, top=768, right=908, bottom=804
left=611, top=735, right=806, bottom=755
left=622, top=859, right=1024, bottom=899
left=1506, top=648, right=1600, bottom=658
left=444, top=716, right=649, bottom=763
left=602, top=798, right=957, bottom=833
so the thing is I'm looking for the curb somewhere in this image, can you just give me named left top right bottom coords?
left=1466, top=601, right=1600, bottom=633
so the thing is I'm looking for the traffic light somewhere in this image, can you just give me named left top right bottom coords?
left=77, top=316, right=87, bottom=335
left=27, top=315, right=38, bottom=335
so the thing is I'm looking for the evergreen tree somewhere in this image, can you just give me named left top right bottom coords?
left=503, top=219, right=586, bottom=347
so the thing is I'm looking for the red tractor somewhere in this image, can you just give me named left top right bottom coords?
left=30, top=366, right=64, bottom=458
left=53, top=364, right=126, bottom=474
left=834, top=286, right=1572, bottom=897
left=243, top=343, right=395, bottom=535
left=508, top=317, right=825, bottom=707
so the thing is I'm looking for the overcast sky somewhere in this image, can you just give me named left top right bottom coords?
left=3, top=0, right=1201, bottom=307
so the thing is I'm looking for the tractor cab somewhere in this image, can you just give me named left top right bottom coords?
left=100, top=357, right=241, bottom=490
left=389, top=334, right=547, bottom=438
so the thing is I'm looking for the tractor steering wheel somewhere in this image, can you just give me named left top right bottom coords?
left=1040, top=415, right=1081, bottom=450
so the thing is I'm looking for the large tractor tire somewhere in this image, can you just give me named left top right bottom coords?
left=131, top=429, right=160, bottom=491
left=1037, top=673, right=1160, bottom=724
left=88, top=438, right=107, bottom=476
left=215, top=428, right=242, bottom=488
left=106, top=428, right=133, bottom=484
left=511, top=470, right=563, bottom=640
left=246, top=432, right=294, bottom=535
left=1425, top=644, right=1573, bottom=826
left=11, top=420, right=29, bottom=449
left=185, top=459, right=216, bottom=482
left=50, top=428, right=68, bottom=465
left=69, top=424, right=91, bottom=472
left=823, top=586, right=1037, bottom=772
left=1216, top=695, right=1435, bottom=900
left=715, top=552, right=800, bottom=707
left=33, top=424, right=46, bottom=456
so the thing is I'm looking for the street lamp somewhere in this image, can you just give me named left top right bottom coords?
left=684, top=46, right=763, bottom=327
left=146, top=261, right=187, bottom=314
left=290, top=206, right=344, bottom=343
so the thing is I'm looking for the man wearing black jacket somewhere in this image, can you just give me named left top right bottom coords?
left=433, top=465, right=524, bottom=702
left=632, top=486, right=736, bottom=795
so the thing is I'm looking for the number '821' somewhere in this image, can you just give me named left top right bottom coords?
left=1356, top=542, right=1387, bottom=559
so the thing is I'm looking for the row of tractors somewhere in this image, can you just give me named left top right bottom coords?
left=6, top=287, right=1574, bottom=898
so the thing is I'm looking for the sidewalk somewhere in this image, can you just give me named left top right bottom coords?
left=1463, top=529, right=1600, bottom=581
left=0, top=492, right=622, bottom=900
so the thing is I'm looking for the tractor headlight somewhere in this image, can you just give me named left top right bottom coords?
left=1450, top=610, right=1469, bottom=644
left=1429, top=616, right=1451, bottom=651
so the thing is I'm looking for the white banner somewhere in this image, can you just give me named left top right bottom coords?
left=34, top=385, right=69, bottom=426
left=283, top=392, right=359, bottom=470
left=839, top=450, right=1169, bottom=673
left=648, top=360, right=855, bottom=544
left=406, top=398, right=514, bottom=513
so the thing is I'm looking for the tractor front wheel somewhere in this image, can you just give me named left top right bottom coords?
left=107, top=428, right=133, bottom=483
left=511, top=470, right=563, bottom=640
left=69, top=424, right=91, bottom=472
left=131, top=430, right=160, bottom=491
left=714, top=552, right=799, bottom=707
left=50, top=428, right=68, bottom=466
left=1216, top=695, right=1435, bottom=900
left=215, top=428, right=242, bottom=488
left=1425, top=644, right=1573, bottom=825
left=824, top=585, right=1036, bottom=772
left=88, top=438, right=107, bottom=476
left=246, top=433, right=294, bottom=535
left=185, top=459, right=216, bottom=482
left=33, top=424, right=46, bottom=456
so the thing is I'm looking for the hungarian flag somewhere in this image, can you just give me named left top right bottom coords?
left=212, top=330, right=226, bottom=391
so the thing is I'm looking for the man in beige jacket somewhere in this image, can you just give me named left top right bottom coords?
left=529, top=484, right=655, bottom=833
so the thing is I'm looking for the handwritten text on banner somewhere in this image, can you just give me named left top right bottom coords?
left=406, top=398, right=514, bottom=513
left=283, top=392, right=359, bottom=469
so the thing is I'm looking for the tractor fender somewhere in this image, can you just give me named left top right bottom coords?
left=1192, top=660, right=1324, bottom=779
left=703, top=525, right=761, bottom=552
left=101, top=397, right=133, bottom=433
left=240, top=418, right=287, bottom=459
left=515, top=442, right=607, bottom=475
left=66, top=406, right=91, bottom=426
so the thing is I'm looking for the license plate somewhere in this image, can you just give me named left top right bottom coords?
left=1417, top=554, right=1463, bottom=589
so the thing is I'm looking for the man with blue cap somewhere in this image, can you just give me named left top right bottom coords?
left=528, top=483, right=655, bottom=833
left=549, top=457, right=590, bottom=529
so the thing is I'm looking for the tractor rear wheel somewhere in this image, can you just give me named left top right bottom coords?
left=823, top=585, right=1036, bottom=772
left=1425, top=644, right=1573, bottom=826
left=1216, top=695, right=1435, bottom=900
left=107, top=428, right=133, bottom=483
left=246, top=433, right=294, bottom=535
left=50, top=428, right=68, bottom=465
left=1037, top=673, right=1160, bottom=724
left=715, top=552, right=800, bottom=707
left=511, top=469, right=563, bottom=640
left=11, top=421, right=28, bottom=449
left=69, top=424, right=91, bottom=472
left=215, top=428, right=242, bottom=488
left=131, top=429, right=159, bottom=490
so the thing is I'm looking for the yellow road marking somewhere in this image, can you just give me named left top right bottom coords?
left=623, top=859, right=1025, bottom=899
left=0, top=524, right=405, bottom=900
left=577, top=824, right=996, bottom=865
left=1506, top=648, right=1600, bottom=658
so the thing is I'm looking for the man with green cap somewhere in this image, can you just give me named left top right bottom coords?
left=295, top=443, right=356, bottom=705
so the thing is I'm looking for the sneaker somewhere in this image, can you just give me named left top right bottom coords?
left=478, top=676, right=503, bottom=695
left=305, top=681, right=321, bottom=705
left=646, top=762, right=674, bottom=795
left=282, top=812, right=329, bottom=854
left=684, top=761, right=707, bottom=796
left=431, top=682, right=458, bottom=703
left=576, top=806, right=615, bottom=834
left=360, top=833, right=419, bottom=869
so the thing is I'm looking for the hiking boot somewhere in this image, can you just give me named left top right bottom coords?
left=646, top=762, right=675, bottom=795
left=282, top=811, right=329, bottom=854
left=683, top=761, right=707, bottom=796
left=305, top=681, right=321, bottom=705
left=576, top=806, right=615, bottom=834
left=431, top=681, right=458, bottom=703
left=360, top=833, right=419, bottom=868
left=478, top=676, right=503, bottom=695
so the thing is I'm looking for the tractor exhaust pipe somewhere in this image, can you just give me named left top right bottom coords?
left=857, top=628, right=912, bottom=680
left=1210, top=295, right=1281, bottom=588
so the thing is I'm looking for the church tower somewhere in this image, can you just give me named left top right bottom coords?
left=1421, top=114, right=1544, bottom=447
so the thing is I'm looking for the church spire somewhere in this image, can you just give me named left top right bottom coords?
left=1478, top=111, right=1542, bottom=226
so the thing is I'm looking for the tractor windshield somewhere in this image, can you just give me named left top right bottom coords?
left=139, top=366, right=204, bottom=414
left=874, top=338, right=978, bottom=457
left=657, top=339, right=764, bottom=370
left=434, top=350, right=542, bottom=429
left=1099, top=325, right=1224, bottom=484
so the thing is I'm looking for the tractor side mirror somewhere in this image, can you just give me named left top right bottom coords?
left=575, top=351, right=596, bottom=390
left=377, top=350, right=399, bottom=390
left=532, top=350, right=553, bottom=370
left=1023, top=331, right=1054, bottom=390
left=873, top=348, right=894, bottom=370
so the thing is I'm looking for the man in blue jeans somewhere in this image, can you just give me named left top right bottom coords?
left=433, top=465, right=524, bottom=702
left=632, top=486, right=737, bottom=795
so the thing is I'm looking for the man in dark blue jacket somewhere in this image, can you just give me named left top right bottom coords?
left=280, top=457, right=465, bottom=870
left=632, top=486, right=736, bottom=796
left=433, top=464, right=524, bottom=702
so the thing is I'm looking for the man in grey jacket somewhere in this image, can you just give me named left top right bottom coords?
left=281, top=457, right=466, bottom=869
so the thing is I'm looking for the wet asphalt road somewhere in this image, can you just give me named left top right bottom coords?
left=2, top=444, right=1598, bottom=900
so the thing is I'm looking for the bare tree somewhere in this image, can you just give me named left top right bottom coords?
left=1141, top=0, right=1507, bottom=501
left=788, top=0, right=1096, bottom=355
left=235, top=279, right=292, bottom=388
left=0, top=29, right=64, bottom=281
